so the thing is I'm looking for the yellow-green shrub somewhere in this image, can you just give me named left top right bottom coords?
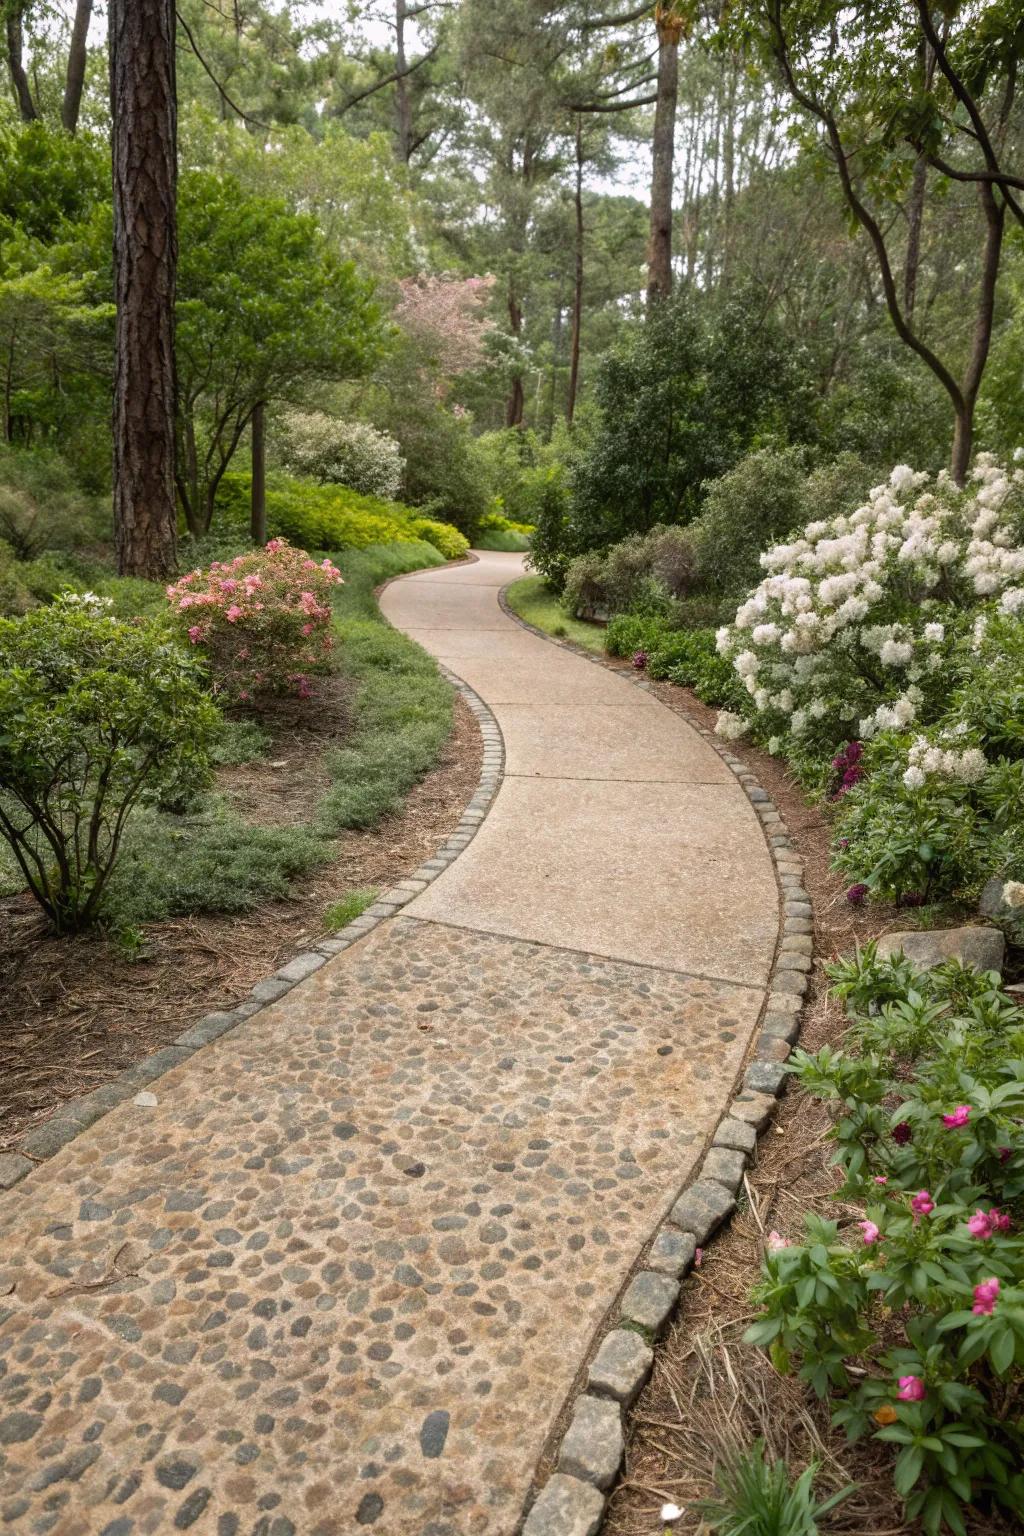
left=214, top=474, right=468, bottom=560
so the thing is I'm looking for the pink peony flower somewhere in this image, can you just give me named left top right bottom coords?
left=766, top=1231, right=790, bottom=1251
left=859, top=1220, right=882, bottom=1245
left=891, top=1122, right=913, bottom=1146
left=632, top=650, right=648, bottom=670
left=897, top=1375, right=926, bottom=1402
left=911, top=1190, right=934, bottom=1222
left=874, top=1175, right=889, bottom=1185
left=942, top=1105, right=971, bottom=1129
left=992, top=1209, right=1012, bottom=1233
left=972, top=1278, right=1000, bottom=1315
left=968, top=1209, right=994, bottom=1239
left=846, top=883, right=869, bottom=905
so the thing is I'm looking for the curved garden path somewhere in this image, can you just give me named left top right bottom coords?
left=0, top=551, right=778, bottom=1536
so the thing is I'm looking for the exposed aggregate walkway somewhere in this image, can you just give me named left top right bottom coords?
left=0, top=552, right=778, bottom=1535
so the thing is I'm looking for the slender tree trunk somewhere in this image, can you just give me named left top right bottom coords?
left=394, top=0, right=414, bottom=164
left=250, top=401, right=266, bottom=545
left=110, top=0, right=178, bottom=579
left=5, top=7, right=38, bottom=121
left=505, top=283, right=525, bottom=428
left=647, top=4, right=684, bottom=304
left=567, top=119, right=585, bottom=425
left=62, top=0, right=93, bottom=133
left=3, top=333, right=13, bottom=443
left=903, top=155, right=927, bottom=321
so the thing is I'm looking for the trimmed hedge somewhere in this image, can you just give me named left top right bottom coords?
left=215, top=473, right=469, bottom=561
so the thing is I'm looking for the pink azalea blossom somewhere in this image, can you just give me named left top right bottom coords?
left=266, top=538, right=284, bottom=553
left=911, top=1190, right=934, bottom=1221
left=942, top=1105, right=971, bottom=1129
left=859, top=1220, right=882, bottom=1245
left=972, top=1278, right=1000, bottom=1315
left=874, top=1176, right=889, bottom=1185
left=187, top=625, right=203, bottom=644
left=225, top=605, right=243, bottom=623
left=897, top=1375, right=926, bottom=1402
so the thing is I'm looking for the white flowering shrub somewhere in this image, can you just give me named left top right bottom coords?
left=278, top=412, right=405, bottom=501
left=715, top=456, right=1024, bottom=755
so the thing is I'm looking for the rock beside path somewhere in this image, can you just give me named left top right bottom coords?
left=876, top=925, right=1005, bottom=974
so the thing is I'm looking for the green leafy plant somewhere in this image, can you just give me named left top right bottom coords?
left=745, top=952, right=1024, bottom=1533
left=0, top=597, right=218, bottom=931
left=324, top=888, right=377, bottom=931
left=695, top=1441, right=854, bottom=1536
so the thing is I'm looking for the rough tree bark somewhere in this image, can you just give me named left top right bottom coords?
left=62, top=0, right=93, bottom=134
left=5, top=5, right=38, bottom=121
left=567, top=118, right=585, bottom=424
left=250, top=401, right=267, bottom=546
left=110, top=0, right=178, bottom=579
left=394, top=0, right=414, bottom=163
left=647, top=3, right=684, bottom=304
left=505, top=283, right=525, bottom=427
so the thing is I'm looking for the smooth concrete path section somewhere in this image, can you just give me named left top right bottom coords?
left=382, top=553, right=777, bottom=986
left=0, top=552, right=778, bottom=1536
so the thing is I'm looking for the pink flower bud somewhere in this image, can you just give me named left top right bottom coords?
left=972, top=1278, right=1000, bottom=1315
left=858, top=1220, right=882, bottom=1245
left=897, top=1375, right=926, bottom=1402
left=942, top=1105, right=971, bottom=1129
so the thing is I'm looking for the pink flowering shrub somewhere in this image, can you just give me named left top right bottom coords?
left=747, top=949, right=1024, bottom=1531
left=166, top=539, right=343, bottom=705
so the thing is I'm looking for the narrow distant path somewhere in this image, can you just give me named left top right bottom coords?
left=0, top=552, right=778, bottom=1536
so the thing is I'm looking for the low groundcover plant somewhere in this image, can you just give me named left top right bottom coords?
left=745, top=948, right=1024, bottom=1534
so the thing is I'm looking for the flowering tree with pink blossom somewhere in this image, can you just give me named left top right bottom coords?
left=392, top=273, right=497, bottom=385
left=166, top=539, right=343, bottom=705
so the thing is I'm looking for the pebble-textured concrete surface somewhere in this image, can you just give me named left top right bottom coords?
left=0, top=553, right=778, bottom=1534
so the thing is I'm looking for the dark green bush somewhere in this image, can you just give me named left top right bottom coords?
left=0, top=599, right=218, bottom=931
left=563, top=524, right=697, bottom=620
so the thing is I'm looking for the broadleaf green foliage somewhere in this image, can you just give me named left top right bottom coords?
left=566, top=289, right=812, bottom=555
left=0, top=600, right=218, bottom=931
left=605, top=615, right=746, bottom=705
left=747, top=951, right=1024, bottom=1532
left=174, top=171, right=385, bottom=533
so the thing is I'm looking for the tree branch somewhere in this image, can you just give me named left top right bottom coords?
left=334, top=39, right=440, bottom=115
left=175, top=8, right=268, bottom=128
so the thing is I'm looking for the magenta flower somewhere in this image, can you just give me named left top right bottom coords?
left=897, top=1375, right=926, bottom=1402
left=845, top=741, right=863, bottom=763
left=997, top=1146, right=1013, bottom=1163
left=942, top=1105, right=971, bottom=1129
left=858, top=1220, right=882, bottom=1245
left=874, top=1175, right=889, bottom=1186
left=632, top=650, right=648, bottom=671
left=968, top=1209, right=995, bottom=1239
left=846, top=883, right=869, bottom=905
left=910, top=1190, right=934, bottom=1222
left=972, top=1278, right=1000, bottom=1315
left=891, top=1122, right=913, bottom=1146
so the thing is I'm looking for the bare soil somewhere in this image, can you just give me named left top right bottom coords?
left=603, top=675, right=1013, bottom=1536
left=0, top=690, right=481, bottom=1152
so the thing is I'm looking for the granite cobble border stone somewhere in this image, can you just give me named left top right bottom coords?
left=0, top=565, right=506, bottom=1194
left=498, top=585, right=814, bottom=1535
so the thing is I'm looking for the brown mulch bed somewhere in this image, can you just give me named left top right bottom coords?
left=603, top=676, right=1013, bottom=1536
left=0, top=691, right=481, bottom=1152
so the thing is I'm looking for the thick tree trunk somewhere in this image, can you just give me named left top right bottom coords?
left=567, top=118, right=584, bottom=425
left=110, top=0, right=178, bottom=580
left=62, top=0, right=93, bottom=134
left=250, top=401, right=266, bottom=545
left=647, top=4, right=683, bottom=305
left=394, top=0, right=414, bottom=164
left=5, top=8, right=38, bottom=121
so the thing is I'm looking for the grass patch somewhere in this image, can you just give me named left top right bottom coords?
left=209, top=718, right=272, bottom=765
left=503, top=573, right=606, bottom=652
left=316, top=541, right=455, bottom=832
left=475, top=528, right=531, bottom=552
left=102, top=800, right=330, bottom=927
left=324, top=888, right=378, bottom=931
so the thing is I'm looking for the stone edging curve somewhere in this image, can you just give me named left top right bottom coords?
left=497, top=585, right=813, bottom=1536
left=0, top=563, right=505, bottom=1196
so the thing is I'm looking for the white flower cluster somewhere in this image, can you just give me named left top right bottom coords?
left=279, top=410, right=405, bottom=500
left=716, top=456, right=1024, bottom=745
left=714, top=710, right=749, bottom=740
left=902, top=731, right=989, bottom=790
left=56, top=590, right=113, bottom=613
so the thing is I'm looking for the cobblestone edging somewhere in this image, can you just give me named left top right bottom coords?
left=0, top=577, right=504, bottom=1198
left=498, top=589, right=812, bottom=1536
